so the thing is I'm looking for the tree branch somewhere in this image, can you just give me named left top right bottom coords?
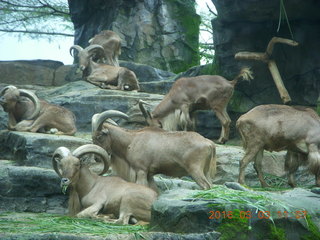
left=206, top=3, right=217, bottom=16
left=0, top=28, right=73, bottom=37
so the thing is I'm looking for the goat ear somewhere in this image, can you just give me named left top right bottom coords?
left=102, top=129, right=109, bottom=135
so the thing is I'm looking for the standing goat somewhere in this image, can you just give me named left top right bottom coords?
left=139, top=68, right=253, bottom=144
left=91, top=110, right=216, bottom=191
left=0, top=85, right=76, bottom=135
left=52, top=144, right=157, bottom=224
left=88, top=30, right=121, bottom=67
left=237, top=104, right=320, bottom=187
left=70, top=30, right=121, bottom=70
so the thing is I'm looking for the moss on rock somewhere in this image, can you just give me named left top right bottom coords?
left=165, top=0, right=200, bottom=73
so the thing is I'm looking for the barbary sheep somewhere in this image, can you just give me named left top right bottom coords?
left=85, top=58, right=140, bottom=91
left=139, top=68, right=253, bottom=144
left=88, top=30, right=121, bottom=67
left=236, top=104, right=320, bottom=187
left=52, top=144, right=157, bottom=224
left=91, top=110, right=216, bottom=191
left=0, top=85, right=76, bottom=135
left=70, top=30, right=121, bottom=70
left=70, top=46, right=140, bottom=91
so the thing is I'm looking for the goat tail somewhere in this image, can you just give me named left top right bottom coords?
left=206, top=143, right=217, bottom=181
left=231, top=67, right=253, bottom=86
left=308, top=144, right=320, bottom=176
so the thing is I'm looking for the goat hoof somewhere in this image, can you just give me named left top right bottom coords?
left=216, top=139, right=226, bottom=145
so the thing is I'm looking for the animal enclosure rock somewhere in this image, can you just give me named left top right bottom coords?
left=151, top=186, right=320, bottom=238
left=0, top=60, right=63, bottom=86
left=0, top=160, right=67, bottom=214
left=0, top=131, right=91, bottom=168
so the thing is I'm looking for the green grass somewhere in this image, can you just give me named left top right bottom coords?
left=191, top=185, right=293, bottom=221
left=0, top=212, right=148, bottom=237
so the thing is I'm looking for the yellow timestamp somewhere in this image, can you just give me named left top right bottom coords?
left=208, top=210, right=308, bottom=220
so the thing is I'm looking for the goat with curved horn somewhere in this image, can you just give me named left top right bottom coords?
left=70, top=30, right=139, bottom=91
left=92, top=109, right=217, bottom=192
left=92, top=110, right=129, bottom=133
left=52, top=144, right=157, bottom=224
left=0, top=85, right=76, bottom=135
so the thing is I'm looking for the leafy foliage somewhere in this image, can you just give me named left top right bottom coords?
left=0, top=0, right=73, bottom=39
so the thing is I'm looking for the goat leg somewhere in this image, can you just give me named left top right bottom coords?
left=253, top=150, right=269, bottom=187
left=8, top=112, right=18, bottom=130
left=239, top=148, right=261, bottom=185
left=214, top=108, right=231, bottom=144
left=76, top=203, right=103, bottom=218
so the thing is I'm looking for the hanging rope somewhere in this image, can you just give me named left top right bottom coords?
left=277, top=0, right=294, bottom=40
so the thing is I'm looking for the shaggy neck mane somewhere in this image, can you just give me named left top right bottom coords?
left=153, top=96, right=176, bottom=118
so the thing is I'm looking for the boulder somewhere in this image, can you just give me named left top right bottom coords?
left=0, top=60, right=63, bottom=86
left=0, top=131, right=91, bottom=168
left=0, top=160, right=67, bottom=214
left=151, top=185, right=320, bottom=238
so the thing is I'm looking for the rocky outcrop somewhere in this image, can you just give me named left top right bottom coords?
left=0, top=160, right=67, bottom=214
left=0, top=131, right=91, bottom=168
left=212, top=0, right=320, bottom=110
left=68, top=0, right=200, bottom=73
left=151, top=185, right=320, bottom=239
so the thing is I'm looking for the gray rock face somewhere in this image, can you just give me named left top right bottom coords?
left=0, top=160, right=67, bottom=214
left=212, top=0, right=320, bottom=108
left=0, top=60, right=63, bottom=86
left=0, top=131, right=91, bottom=168
left=68, top=0, right=200, bottom=73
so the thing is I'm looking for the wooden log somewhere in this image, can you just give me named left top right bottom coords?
left=235, top=37, right=298, bottom=104
left=268, top=60, right=291, bottom=104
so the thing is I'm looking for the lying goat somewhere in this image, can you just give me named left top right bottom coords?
left=140, top=68, right=253, bottom=144
left=0, top=85, right=76, bottom=135
left=70, top=46, right=140, bottom=91
left=237, top=104, right=320, bottom=187
left=85, top=58, right=140, bottom=91
left=52, top=144, right=157, bottom=224
left=92, top=110, right=216, bottom=191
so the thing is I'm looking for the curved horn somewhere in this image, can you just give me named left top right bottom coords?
left=0, top=85, right=17, bottom=96
left=18, top=89, right=41, bottom=120
left=69, top=45, right=83, bottom=57
left=139, top=100, right=153, bottom=120
left=85, top=44, right=105, bottom=58
left=52, top=147, right=72, bottom=177
left=92, top=110, right=129, bottom=133
left=72, top=144, right=110, bottom=175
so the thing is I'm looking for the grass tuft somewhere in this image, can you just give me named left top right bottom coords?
left=0, top=213, right=148, bottom=237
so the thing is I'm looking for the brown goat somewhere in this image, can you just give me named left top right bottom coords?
left=52, top=144, right=157, bottom=224
left=0, top=85, right=76, bottom=135
left=91, top=110, right=216, bottom=192
left=88, top=30, right=121, bottom=67
left=85, top=59, right=140, bottom=91
left=70, top=30, right=121, bottom=71
left=140, top=68, right=253, bottom=144
left=237, top=104, right=320, bottom=187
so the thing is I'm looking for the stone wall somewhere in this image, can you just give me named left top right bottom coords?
left=211, top=0, right=320, bottom=113
left=68, top=0, right=200, bottom=73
